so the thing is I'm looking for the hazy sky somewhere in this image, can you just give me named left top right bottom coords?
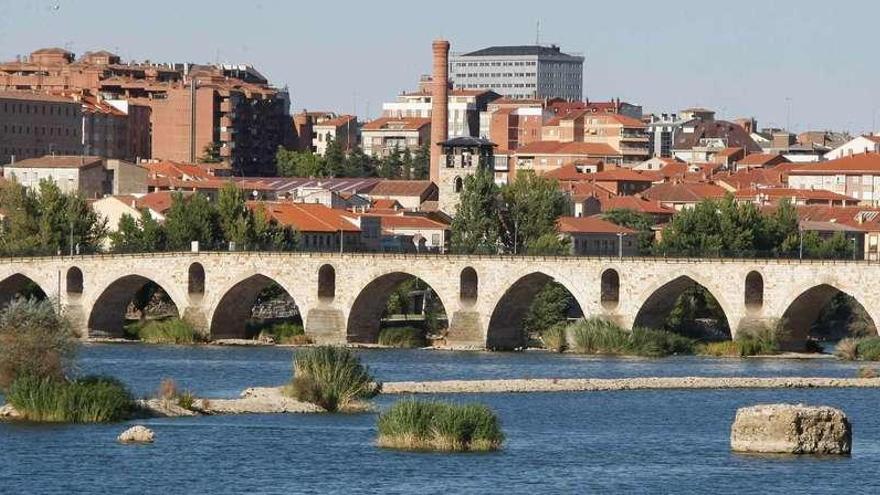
left=1, top=0, right=877, bottom=133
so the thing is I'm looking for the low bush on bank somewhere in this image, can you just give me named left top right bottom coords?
left=157, top=377, right=197, bottom=410
left=569, top=318, right=695, bottom=357
left=837, top=337, right=880, bottom=361
left=126, top=318, right=199, bottom=344
left=0, top=298, right=76, bottom=389
left=258, top=322, right=306, bottom=344
left=285, top=346, right=380, bottom=412
left=377, top=399, right=504, bottom=452
left=378, top=326, right=426, bottom=348
left=701, top=320, right=785, bottom=357
left=540, top=323, right=567, bottom=353
left=6, top=374, right=134, bottom=423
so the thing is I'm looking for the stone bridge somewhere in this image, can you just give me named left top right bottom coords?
left=1, top=252, right=878, bottom=350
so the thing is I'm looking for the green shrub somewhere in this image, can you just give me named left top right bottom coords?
left=259, top=321, right=305, bottom=344
left=734, top=320, right=783, bottom=356
left=0, top=298, right=76, bottom=390
left=284, top=346, right=380, bottom=412
left=541, top=323, right=567, bottom=353
left=835, top=338, right=859, bottom=360
left=378, top=326, right=426, bottom=348
left=697, top=341, right=740, bottom=357
left=377, top=399, right=504, bottom=452
left=569, top=317, right=695, bottom=357
left=7, top=374, right=133, bottom=423
left=176, top=390, right=196, bottom=410
left=127, top=318, right=199, bottom=344
left=856, top=337, right=880, bottom=361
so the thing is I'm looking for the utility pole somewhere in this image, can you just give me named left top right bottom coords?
left=339, top=229, right=344, bottom=254
left=799, top=228, right=804, bottom=260
left=617, top=232, right=624, bottom=259
left=69, top=220, right=74, bottom=257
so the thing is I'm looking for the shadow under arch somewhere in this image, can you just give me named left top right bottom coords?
left=88, top=274, right=179, bottom=337
left=346, top=272, right=448, bottom=344
left=486, top=272, right=584, bottom=351
left=633, top=275, right=731, bottom=340
left=781, top=283, right=877, bottom=350
left=0, top=273, right=48, bottom=308
left=210, top=274, right=300, bottom=340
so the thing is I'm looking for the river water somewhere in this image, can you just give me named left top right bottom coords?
left=2, top=344, right=878, bottom=494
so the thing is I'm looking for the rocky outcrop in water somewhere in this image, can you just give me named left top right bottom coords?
left=730, top=403, right=851, bottom=455
left=118, top=425, right=155, bottom=443
left=0, top=404, right=20, bottom=419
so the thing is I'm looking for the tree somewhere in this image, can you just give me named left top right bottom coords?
left=522, top=282, right=573, bottom=341
left=323, top=137, right=346, bottom=178
left=0, top=181, right=41, bottom=255
left=345, top=147, right=377, bottom=177
left=401, top=148, right=414, bottom=179
left=199, top=142, right=223, bottom=163
left=601, top=209, right=655, bottom=255
left=275, top=147, right=327, bottom=177
left=411, top=144, right=431, bottom=180
left=35, top=180, right=107, bottom=255
left=450, top=168, right=503, bottom=254
left=164, top=193, right=217, bottom=250
left=499, top=172, right=568, bottom=254
left=110, top=209, right=166, bottom=253
left=216, top=183, right=250, bottom=248
left=379, top=147, right=404, bottom=179
left=250, top=204, right=299, bottom=251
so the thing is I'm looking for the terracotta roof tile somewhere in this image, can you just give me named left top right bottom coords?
left=515, top=141, right=619, bottom=156
left=789, top=153, right=880, bottom=174
left=557, top=215, right=637, bottom=234
left=641, top=182, right=728, bottom=203
left=248, top=202, right=360, bottom=233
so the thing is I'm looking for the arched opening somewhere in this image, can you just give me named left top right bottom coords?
left=88, top=275, right=179, bottom=337
left=600, top=269, right=620, bottom=309
left=633, top=276, right=731, bottom=341
left=66, top=267, right=83, bottom=296
left=346, top=272, right=448, bottom=344
left=318, top=264, right=336, bottom=300
left=453, top=176, right=463, bottom=193
left=781, top=284, right=877, bottom=351
left=188, top=263, right=205, bottom=296
left=0, top=273, right=47, bottom=308
left=210, top=274, right=301, bottom=340
left=487, top=272, right=584, bottom=350
left=744, top=271, right=763, bottom=311
left=460, top=267, right=478, bottom=303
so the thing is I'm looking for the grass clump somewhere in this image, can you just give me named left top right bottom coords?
left=156, top=377, right=197, bottom=410
left=126, top=318, right=199, bottom=344
left=0, top=298, right=76, bottom=389
left=856, top=337, right=880, bottom=361
left=857, top=366, right=879, bottom=378
left=258, top=321, right=305, bottom=344
left=7, top=374, right=133, bottom=423
left=284, top=346, right=380, bottom=412
left=835, top=338, right=859, bottom=360
left=378, top=326, right=426, bottom=348
left=569, top=317, right=695, bottom=357
left=541, top=323, right=567, bottom=353
left=377, top=399, right=503, bottom=452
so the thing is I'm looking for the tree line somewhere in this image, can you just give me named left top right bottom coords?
left=275, top=139, right=430, bottom=180
left=0, top=180, right=297, bottom=256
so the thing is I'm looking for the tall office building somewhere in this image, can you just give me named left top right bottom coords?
left=449, top=45, right=584, bottom=101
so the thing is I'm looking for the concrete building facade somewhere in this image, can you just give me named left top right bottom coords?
left=450, top=45, right=584, bottom=101
left=0, top=91, right=83, bottom=164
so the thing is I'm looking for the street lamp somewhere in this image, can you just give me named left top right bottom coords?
left=339, top=228, right=344, bottom=254
left=852, top=237, right=858, bottom=261
left=798, top=227, right=804, bottom=260
left=616, top=232, right=625, bottom=259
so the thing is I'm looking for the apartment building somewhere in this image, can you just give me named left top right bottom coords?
left=450, top=45, right=584, bottom=100
left=788, top=153, right=880, bottom=205
left=383, top=81, right=500, bottom=138
left=361, top=117, right=431, bottom=158
left=0, top=91, right=82, bottom=164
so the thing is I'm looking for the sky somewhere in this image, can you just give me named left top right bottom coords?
left=1, top=0, right=878, bottom=133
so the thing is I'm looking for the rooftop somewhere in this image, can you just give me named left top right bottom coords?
left=362, top=117, right=431, bottom=131
left=515, top=141, right=619, bottom=156
left=6, top=155, right=102, bottom=169
left=789, top=153, right=880, bottom=174
left=557, top=215, right=637, bottom=235
left=641, top=181, right=728, bottom=203
left=249, top=202, right=360, bottom=233
left=459, top=45, right=583, bottom=59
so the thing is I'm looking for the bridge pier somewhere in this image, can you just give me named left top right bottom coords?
left=446, top=310, right=484, bottom=348
left=305, top=306, right=346, bottom=344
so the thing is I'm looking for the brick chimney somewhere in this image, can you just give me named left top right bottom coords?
left=430, top=39, right=450, bottom=183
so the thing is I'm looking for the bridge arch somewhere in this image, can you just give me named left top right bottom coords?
left=87, top=274, right=184, bottom=337
left=633, top=274, right=732, bottom=339
left=209, top=273, right=303, bottom=340
left=346, top=271, right=450, bottom=344
left=486, top=271, right=584, bottom=350
left=779, top=282, right=878, bottom=349
left=0, top=272, right=49, bottom=307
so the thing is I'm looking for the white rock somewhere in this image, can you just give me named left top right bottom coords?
left=731, top=403, right=851, bottom=455
left=118, top=425, right=155, bottom=443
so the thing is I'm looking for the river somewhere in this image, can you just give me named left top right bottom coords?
left=2, top=344, right=878, bottom=494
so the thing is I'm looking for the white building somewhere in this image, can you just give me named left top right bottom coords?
left=382, top=87, right=499, bottom=138
left=824, top=135, right=880, bottom=160
left=450, top=45, right=584, bottom=101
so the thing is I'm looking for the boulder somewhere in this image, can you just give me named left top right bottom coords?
left=0, top=403, right=20, bottom=419
left=117, top=425, right=155, bottom=444
left=731, top=403, right=851, bottom=455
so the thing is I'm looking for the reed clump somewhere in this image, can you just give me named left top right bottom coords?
left=377, top=399, right=504, bottom=452
left=569, top=317, right=695, bottom=357
left=6, top=374, right=133, bottom=423
left=284, top=346, right=380, bottom=412
left=126, top=318, right=200, bottom=344
left=378, top=326, right=426, bottom=348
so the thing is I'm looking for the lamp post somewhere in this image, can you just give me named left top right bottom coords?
left=69, top=219, right=74, bottom=257
left=798, top=227, right=804, bottom=260
left=617, top=232, right=625, bottom=260
left=852, top=237, right=858, bottom=261
left=339, top=228, right=344, bottom=254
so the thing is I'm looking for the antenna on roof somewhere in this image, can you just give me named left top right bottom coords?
left=535, top=20, right=541, bottom=45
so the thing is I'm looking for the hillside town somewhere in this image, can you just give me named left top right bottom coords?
left=0, top=41, right=878, bottom=259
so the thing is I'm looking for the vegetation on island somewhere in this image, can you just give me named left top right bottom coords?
left=124, top=318, right=201, bottom=344
left=257, top=321, right=311, bottom=345
left=0, top=298, right=134, bottom=423
left=285, top=346, right=380, bottom=412
left=835, top=337, right=880, bottom=361
left=697, top=320, right=784, bottom=357
left=377, top=399, right=504, bottom=452
left=567, top=317, right=696, bottom=357
left=378, top=326, right=426, bottom=348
